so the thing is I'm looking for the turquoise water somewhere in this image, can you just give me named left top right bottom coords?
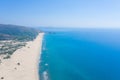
left=39, top=28, right=120, bottom=80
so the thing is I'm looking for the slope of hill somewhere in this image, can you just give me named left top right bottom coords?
left=0, top=24, right=39, bottom=41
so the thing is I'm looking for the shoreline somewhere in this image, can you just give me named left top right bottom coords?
left=0, top=33, right=44, bottom=80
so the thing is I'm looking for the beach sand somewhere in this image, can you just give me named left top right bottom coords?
left=0, top=33, right=44, bottom=80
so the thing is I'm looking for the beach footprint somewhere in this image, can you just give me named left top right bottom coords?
left=1, top=77, right=4, bottom=79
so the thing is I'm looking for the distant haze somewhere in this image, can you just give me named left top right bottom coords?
left=0, top=0, right=120, bottom=28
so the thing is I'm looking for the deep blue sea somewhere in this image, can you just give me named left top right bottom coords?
left=39, top=28, right=120, bottom=80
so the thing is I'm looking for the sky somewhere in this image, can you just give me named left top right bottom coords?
left=0, top=0, right=120, bottom=28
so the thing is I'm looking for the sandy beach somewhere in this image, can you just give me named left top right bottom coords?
left=0, top=33, right=44, bottom=80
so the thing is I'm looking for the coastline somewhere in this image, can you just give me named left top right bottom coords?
left=0, top=33, right=44, bottom=80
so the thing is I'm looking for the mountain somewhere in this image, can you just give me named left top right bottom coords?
left=0, top=24, right=39, bottom=41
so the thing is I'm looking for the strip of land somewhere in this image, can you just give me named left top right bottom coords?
left=0, top=33, right=44, bottom=80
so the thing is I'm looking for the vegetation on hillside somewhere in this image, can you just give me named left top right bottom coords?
left=0, top=24, right=39, bottom=41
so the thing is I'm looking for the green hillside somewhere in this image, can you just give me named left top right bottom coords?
left=0, top=24, right=39, bottom=41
